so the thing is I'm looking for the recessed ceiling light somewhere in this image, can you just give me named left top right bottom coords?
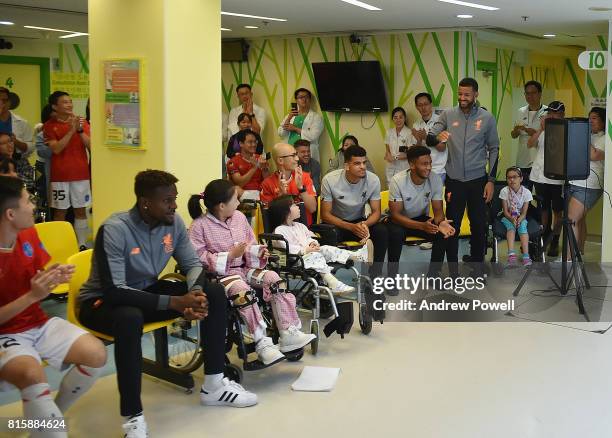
left=0, top=21, right=14, bottom=26
left=437, top=0, right=499, bottom=11
left=457, top=14, right=474, bottom=18
left=221, top=27, right=232, bottom=31
left=24, top=25, right=81, bottom=33
left=543, top=34, right=556, bottom=38
left=340, top=0, right=382, bottom=11
left=589, top=6, right=612, bottom=11
left=244, top=25, right=259, bottom=29
left=59, top=32, right=88, bottom=39
left=221, top=11, right=287, bottom=22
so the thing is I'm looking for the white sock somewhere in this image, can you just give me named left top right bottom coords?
left=202, top=373, right=224, bottom=392
left=54, top=364, right=102, bottom=413
left=74, top=218, right=90, bottom=247
left=322, top=272, right=339, bottom=288
left=21, top=383, right=66, bottom=437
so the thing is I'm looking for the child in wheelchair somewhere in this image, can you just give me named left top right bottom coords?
left=268, top=195, right=371, bottom=295
left=499, top=166, right=533, bottom=267
left=187, top=179, right=315, bottom=366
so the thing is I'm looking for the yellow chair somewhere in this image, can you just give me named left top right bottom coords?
left=380, top=190, right=389, bottom=213
left=35, top=221, right=79, bottom=295
left=66, top=250, right=196, bottom=390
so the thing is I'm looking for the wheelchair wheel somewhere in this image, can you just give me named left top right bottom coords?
left=359, top=302, right=372, bottom=335
left=224, top=363, right=243, bottom=384
left=165, top=319, right=204, bottom=374
left=310, top=320, right=319, bottom=355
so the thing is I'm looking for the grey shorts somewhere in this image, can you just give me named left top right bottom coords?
left=569, top=185, right=602, bottom=210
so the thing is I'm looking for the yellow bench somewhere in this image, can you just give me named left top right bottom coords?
left=66, top=250, right=195, bottom=391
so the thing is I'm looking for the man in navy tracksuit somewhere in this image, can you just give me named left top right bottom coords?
left=79, top=170, right=257, bottom=438
left=427, top=77, right=499, bottom=277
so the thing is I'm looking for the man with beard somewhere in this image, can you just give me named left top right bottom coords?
left=387, top=146, right=455, bottom=293
left=426, top=77, right=499, bottom=278
left=79, top=170, right=257, bottom=438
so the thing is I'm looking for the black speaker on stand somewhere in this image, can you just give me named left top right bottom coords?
left=513, top=117, right=592, bottom=321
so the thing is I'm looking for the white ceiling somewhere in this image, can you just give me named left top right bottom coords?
left=0, top=0, right=610, bottom=48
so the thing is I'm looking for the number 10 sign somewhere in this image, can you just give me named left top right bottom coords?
left=578, top=51, right=607, bottom=70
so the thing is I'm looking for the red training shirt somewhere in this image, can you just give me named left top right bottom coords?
left=260, top=170, right=316, bottom=225
left=43, top=118, right=91, bottom=182
left=0, top=227, right=51, bottom=334
left=226, top=153, right=266, bottom=191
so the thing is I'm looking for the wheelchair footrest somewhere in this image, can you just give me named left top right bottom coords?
left=243, top=357, right=283, bottom=372
left=323, top=302, right=354, bottom=338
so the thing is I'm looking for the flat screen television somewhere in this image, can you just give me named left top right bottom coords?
left=312, top=61, right=388, bottom=112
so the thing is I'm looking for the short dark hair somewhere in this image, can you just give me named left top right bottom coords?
left=524, top=80, right=542, bottom=93
left=406, top=145, right=431, bottom=163
left=48, top=91, right=69, bottom=106
left=458, top=77, right=478, bottom=92
left=134, top=169, right=178, bottom=199
left=236, top=128, right=257, bottom=144
left=0, top=87, right=8, bottom=98
left=0, top=157, right=16, bottom=174
left=341, top=135, right=359, bottom=148
left=589, top=107, right=606, bottom=125
left=294, top=139, right=311, bottom=149
left=391, top=107, right=407, bottom=124
left=294, top=88, right=312, bottom=99
left=343, top=144, right=367, bottom=163
left=237, top=113, right=252, bottom=125
left=236, top=83, right=252, bottom=93
left=0, top=175, right=24, bottom=217
left=414, top=92, right=432, bottom=105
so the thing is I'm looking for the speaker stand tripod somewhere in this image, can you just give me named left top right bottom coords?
left=512, top=182, right=591, bottom=321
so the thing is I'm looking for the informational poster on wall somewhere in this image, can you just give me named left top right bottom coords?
left=104, top=59, right=145, bottom=149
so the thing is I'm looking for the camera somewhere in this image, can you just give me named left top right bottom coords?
left=398, top=146, right=409, bottom=153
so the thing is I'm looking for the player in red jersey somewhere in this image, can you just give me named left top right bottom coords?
left=43, top=91, right=92, bottom=248
left=0, top=176, right=106, bottom=435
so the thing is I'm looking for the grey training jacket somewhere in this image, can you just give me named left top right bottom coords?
left=427, top=105, right=499, bottom=182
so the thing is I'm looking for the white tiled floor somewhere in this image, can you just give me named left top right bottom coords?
left=1, top=240, right=609, bottom=437
left=2, top=319, right=612, bottom=438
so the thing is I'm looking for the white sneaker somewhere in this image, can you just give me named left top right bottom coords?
left=419, top=241, right=433, bottom=250
left=278, top=325, right=316, bottom=352
left=255, top=336, right=286, bottom=365
left=200, top=377, right=258, bottom=407
left=122, top=415, right=148, bottom=438
left=331, top=280, right=355, bottom=295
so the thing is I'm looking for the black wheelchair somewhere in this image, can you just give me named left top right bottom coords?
left=258, top=200, right=381, bottom=339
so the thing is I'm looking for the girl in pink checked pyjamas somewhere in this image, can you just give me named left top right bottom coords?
left=187, top=179, right=315, bottom=366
